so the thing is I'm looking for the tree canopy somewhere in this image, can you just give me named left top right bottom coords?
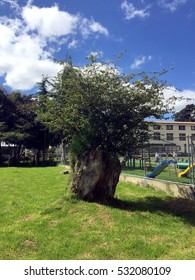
left=174, top=104, right=195, bottom=122
left=38, top=58, right=173, bottom=162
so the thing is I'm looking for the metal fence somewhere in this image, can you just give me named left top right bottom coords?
left=123, top=135, right=195, bottom=186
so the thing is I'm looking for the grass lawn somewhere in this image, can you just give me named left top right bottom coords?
left=0, top=166, right=195, bottom=260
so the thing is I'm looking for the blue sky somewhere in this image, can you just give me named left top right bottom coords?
left=0, top=0, right=195, bottom=111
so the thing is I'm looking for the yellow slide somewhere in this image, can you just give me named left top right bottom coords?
left=178, top=163, right=195, bottom=178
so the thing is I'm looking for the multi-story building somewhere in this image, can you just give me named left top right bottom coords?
left=148, top=121, right=195, bottom=155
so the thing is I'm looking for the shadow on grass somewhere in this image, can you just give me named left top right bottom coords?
left=102, top=196, right=195, bottom=226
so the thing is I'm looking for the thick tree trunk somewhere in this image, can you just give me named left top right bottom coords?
left=71, top=146, right=121, bottom=201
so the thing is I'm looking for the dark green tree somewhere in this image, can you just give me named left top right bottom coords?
left=37, top=58, right=174, bottom=201
left=174, top=104, right=195, bottom=122
left=9, top=91, right=61, bottom=165
left=0, top=88, right=60, bottom=165
left=0, top=88, right=8, bottom=163
left=0, top=88, right=20, bottom=164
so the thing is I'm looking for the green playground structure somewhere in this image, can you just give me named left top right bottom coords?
left=177, top=162, right=189, bottom=169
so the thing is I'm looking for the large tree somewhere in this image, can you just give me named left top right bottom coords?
left=174, top=104, right=195, bottom=122
left=38, top=58, right=174, bottom=201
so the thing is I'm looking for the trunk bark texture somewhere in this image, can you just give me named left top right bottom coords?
left=71, top=146, right=121, bottom=201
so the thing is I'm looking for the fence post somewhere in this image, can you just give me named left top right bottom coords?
left=143, top=148, right=147, bottom=177
left=187, top=135, right=193, bottom=185
left=191, top=135, right=195, bottom=186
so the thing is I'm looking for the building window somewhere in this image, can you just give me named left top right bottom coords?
left=153, top=125, right=161, bottom=130
left=191, top=126, right=195, bottom=130
left=167, top=133, right=173, bottom=141
left=166, top=125, right=173, bottom=130
left=179, top=125, right=185, bottom=130
left=179, top=133, right=186, bottom=141
left=153, top=132, right=161, bottom=140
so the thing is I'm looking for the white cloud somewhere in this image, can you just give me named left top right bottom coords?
left=80, top=18, right=109, bottom=38
left=4, top=60, right=61, bottom=90
left=121, top=0, right=150, bottom=20
left=158, top=0, right=187, bottom=12
left=0, top=0, right=20, bottom=11
left=0, top=2, right=109, bottom=90
left=68, top=39, right=78, bottom=49
left=163, top=87, right=195, bottom=112
left=0, top=24, right=62, bottom=89
left=0, top=15, right=60, bottom=90
left=131, top=55, right=152, bottom=69
left=22, top=5, right=79, bottom=38
left=90, top=21, right=109, bottom=37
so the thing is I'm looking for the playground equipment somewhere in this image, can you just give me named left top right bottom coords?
left=146, top=160, right=194, bottom=179
left=177, top=162, right=189, bottom=169
left=178, top=163, right=195, bottom=178
left=146, top=135, right=195, bottom=183
left=123, top=135, right=195, bottom=185
left=146, top=159, right=175, bottom=178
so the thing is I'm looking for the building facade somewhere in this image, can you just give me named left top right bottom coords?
left=148, top=121, right=195, bottom=155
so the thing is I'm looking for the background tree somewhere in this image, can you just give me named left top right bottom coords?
left=37, top=58, right=174, bottom=201
left=0, top=88, right=8, bottom=163
left=174, top=104, right=195, bottom=122
left=9, top=91, right=62, bottom=165
left=0, top=88, right=60, bottom=166
left=0, top=87, right=20, bottom=164
left=36, top=77, right=62, bottom=164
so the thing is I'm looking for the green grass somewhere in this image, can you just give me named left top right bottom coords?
left=0, top=166, right=195, bottom=260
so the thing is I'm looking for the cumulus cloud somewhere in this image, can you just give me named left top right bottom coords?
left=0, top=13, right=61, bottom=89
left=0, top=1, right=109, bottom=90
left=163, top=87, right=195, bottom=112
left=158, top=0, right=187, bottom=12
left=121, top=0, right=150, bottom=20
left=131, top=55, right=152, bottom=69
left=4, top=60, right=62, bottom=90
left=22, top=5, right=79, bottom=38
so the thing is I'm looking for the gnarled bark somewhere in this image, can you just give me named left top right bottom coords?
left=71, top=146, right=121, bottom=201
